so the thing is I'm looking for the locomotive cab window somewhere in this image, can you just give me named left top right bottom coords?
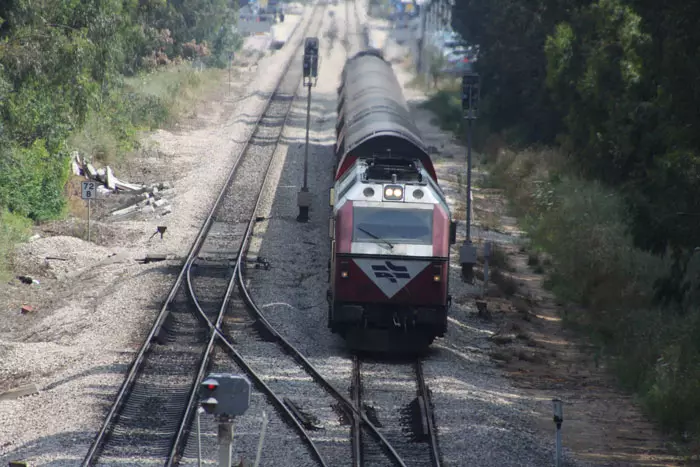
left=352, top=207, right=433, bottom=245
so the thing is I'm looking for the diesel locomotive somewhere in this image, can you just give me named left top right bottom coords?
left=328, top=49, right=456, bottom=351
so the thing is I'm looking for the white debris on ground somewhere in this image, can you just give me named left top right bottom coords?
left=0, top=7, right=313, bottom=466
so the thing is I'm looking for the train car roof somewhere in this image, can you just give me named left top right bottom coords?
left=336, top=52, right=437, bottom=182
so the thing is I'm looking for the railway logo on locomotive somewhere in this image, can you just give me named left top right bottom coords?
left=354, top=259, right=430, bottom=298
left=371, top=261, right=410, bottom=283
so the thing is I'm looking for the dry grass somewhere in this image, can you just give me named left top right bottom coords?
left=64, top=176, right=89, bottom=218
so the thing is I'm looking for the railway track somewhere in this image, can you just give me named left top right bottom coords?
left=83, top=1, right=444, bottom=465
left=352, top=356, right=441, bottom=467
left=81, top=4, right=326, bottom=466
left=177, top=6, right=413, bottom=464
left=179, top=3, right=439, bottom=466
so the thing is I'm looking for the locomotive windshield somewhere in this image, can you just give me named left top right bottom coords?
left=353, top=207, right=433, bottom=245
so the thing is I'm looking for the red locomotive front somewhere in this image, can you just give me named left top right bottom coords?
left=328, top=157, right=455, bottom=349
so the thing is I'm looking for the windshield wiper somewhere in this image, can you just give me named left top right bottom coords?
left=358, top=227, right=394, bottom=250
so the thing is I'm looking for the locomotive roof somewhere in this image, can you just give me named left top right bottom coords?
left=336, top=51, right=437, bottom=182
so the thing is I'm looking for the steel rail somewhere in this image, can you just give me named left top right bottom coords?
left=351, top=355, right=362, bottom=467
left=82, top=5, right=324, bottom=466
left=168, top=8, right=330, bottom=464
left=233, top=1, right=407, bottom=465
left=415, top=361, right=442, bottom=467
left=235, top=237, right=408, bottom=467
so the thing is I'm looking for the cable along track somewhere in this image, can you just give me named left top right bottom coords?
left=81, top=4, right=326, bottom=465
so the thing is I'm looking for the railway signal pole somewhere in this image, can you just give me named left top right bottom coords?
left=460, top=72, right=480, bottom=283
left=198, top=373, right=252, bottom=467
left=297, top=37, right=319, bottom=223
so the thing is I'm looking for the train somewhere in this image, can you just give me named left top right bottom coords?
left=328, top=49, right=456, bottom=352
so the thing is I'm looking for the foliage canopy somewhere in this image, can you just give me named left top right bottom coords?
left=0, top=0, right=240, bottom=220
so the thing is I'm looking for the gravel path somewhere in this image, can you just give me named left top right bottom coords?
left=0, top=7, right=315, bottom=466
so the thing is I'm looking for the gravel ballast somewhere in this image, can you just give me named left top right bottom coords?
left=0, top=7, right=316, bottom=466
left=1, top=2, right=605, bottom=466
left=240, top=6, right=588, bottom=467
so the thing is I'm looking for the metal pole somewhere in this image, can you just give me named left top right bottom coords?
left=303, top=83, right=312, bottom=190
left=87, top=198, right=91, bottom=242
left=297, top=81, right=312, bottom=223
left=253, top=411, right=269, bottom=467
left=417, top=0, right=428, bottom=74
left=197, top=407, right=203, bottom=467
left=555, top=422, right=562, bottom=466
left=466, top=117, right=473, bottom=241
left=425, top=4, right=432, bottom=83
left=218, top=419, right=234, bottom=467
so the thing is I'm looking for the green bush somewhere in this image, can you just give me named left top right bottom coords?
left=0, top=140, right=69, bottom=221
left=0, top=209, right=32, bottom=281
left=488, top=146, right=700, bottom=439
left=421, top=89, right=463, bottom=135
left=421, top=87, right=492, bottom=150
left=69, top=64, right=223, bottom=165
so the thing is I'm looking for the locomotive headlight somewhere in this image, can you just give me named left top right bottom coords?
left=433, top=264, right=442, bottom=282
left=383, top=184, right=404, bottom=200
left=341, top=271, right=349, bottom=279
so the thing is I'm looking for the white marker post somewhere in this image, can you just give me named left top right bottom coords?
left=81, top=181, right=97, bottom=242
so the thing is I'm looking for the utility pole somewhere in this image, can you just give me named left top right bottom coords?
left=297, top=37, right=319, bottom=223
left=459, top=72, right=480, bottom=282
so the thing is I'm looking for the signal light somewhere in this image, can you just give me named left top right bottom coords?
left=198, top=373, right=251, bottom=417
left=201, top=396, right=218, bottom=414
left=202, top=378, right=219, bottom=390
